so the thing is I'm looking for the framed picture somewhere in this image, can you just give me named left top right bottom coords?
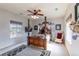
left=55, top=24, right=61, bottom=30
left=75, top=3, right=79, bottom=22
left=34, top=25, right=38, bottom=30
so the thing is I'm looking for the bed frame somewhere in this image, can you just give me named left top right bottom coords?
left=28, top=36, right=47, bottom=50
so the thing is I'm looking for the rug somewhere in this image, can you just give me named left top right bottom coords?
left=0, top=45, right=51, bottom=56
left=40, top=50, right=51, bottom=56
left=0, top=45, right=27, bottom=56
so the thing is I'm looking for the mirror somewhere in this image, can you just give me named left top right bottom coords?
left=75, top=3, right=79, bottom=22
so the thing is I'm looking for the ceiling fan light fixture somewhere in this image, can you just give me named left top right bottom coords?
left=31, top=15, right=39, bottom=19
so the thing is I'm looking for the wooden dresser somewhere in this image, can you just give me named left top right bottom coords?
left=28, top=36, right=47, bottom=49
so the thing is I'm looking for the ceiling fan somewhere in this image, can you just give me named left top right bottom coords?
left=27, top=9, right=44, bottom=16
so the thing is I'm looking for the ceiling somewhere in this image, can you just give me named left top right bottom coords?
left=0, top=3, right=70, bottom=19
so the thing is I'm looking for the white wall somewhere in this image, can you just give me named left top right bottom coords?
left=72, top=32, right=79, bottom=55
left=64, top=4, right=75, bottom=55
left=65, top=21, right=72, bottom=55
left=64, top=3, right=79, bottom=55
left=0, top=8, right=28, bottom=50
left=31, top=17, right=65, bottom=41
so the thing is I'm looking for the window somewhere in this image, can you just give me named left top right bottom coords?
left=10, top=20, right=22, bottom=39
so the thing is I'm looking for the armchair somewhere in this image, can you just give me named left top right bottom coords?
left=55, top=32, right=63, bottom=43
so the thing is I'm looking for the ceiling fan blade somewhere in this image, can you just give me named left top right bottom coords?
left=27, top=10, right=34, bottom=13
left=34, top=9, right=41, bottom=14
left=27, top=14, right=33, bottom=16
left=37, top=13, right=44, bottom=16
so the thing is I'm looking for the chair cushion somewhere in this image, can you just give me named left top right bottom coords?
left=57, top=33, right=62, bottom=39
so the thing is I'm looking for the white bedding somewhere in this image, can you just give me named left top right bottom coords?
left=33, top=34, right=45, bottom=39
left=16, top=46, right=42, bottom=56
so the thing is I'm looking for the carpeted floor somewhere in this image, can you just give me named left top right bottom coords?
left=40, top=50, right=51, bottom=56
left=16, top=42, right=69, bottom=56
left=0, top=42, right=68, bottom=56
left=16, top=46, right=51, bottom=56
